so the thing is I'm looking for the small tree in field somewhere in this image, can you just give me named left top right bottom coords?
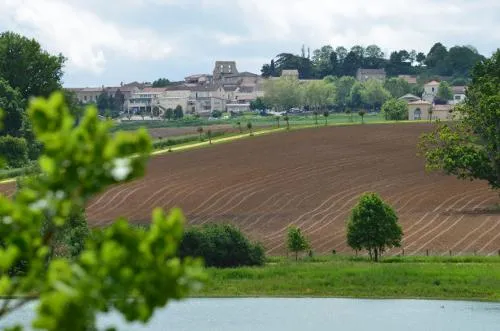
left=207, top=129, right=212, bottom=144
left=313, top=111, right=319, bottom=125
left=358, top=110, right=366, bottom=123
left=247, top=121, right=253, bottom=136
left=323, top=111, right=329, bottom=126
left=275, top=116, right=280, bottom=128
left=197, top=126, right=204, bottom=141
left=287, top=226, right=309, bottom=261
left=236, top=121, right=242, bottom=133
left=283, top=115, right=290, bottom=130
left=347, top=193, right=402, bottom=262
left=345, top=109, right=353, bottom=122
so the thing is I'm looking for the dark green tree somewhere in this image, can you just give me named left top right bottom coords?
left=419, top=50, right=500, bottom=190
left=163, top=108, right=173, bottom=121
left=197, top=126, right=204, bottom=141
left=250, top=97, right=268, bottom=111
left=0, top=31, right=65, bottom=99
left=358, top=110, right=366, bottom=124
left=323, top=111, right=329, bottom=125
left=283, top=115, right=290, bottom=130
left=347, top=193, right=402, bottom=262
left=152, top=78, right=171, bottom=87
left=247, top=121, right=253, bottom=136
left=0, top=78, right=24, bottom=137
left=174, top=105, right=184, bottom=120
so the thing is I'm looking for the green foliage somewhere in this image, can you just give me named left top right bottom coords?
left=174, top=105, right=184, bottom=120
left=163, top=108, right=173, bottom=121
left=381, top=98, right=408, bottom=121
left=436, top=81, right=454, bottom=101
left=249, top=97, right=268, bottom=111
left=0, top=31, right=64, bottom=99
left=0, top=135, right=28, bottom=168
left=361, top=80, right=391, bottom=111
left=152, top=78, right=171, bottom=88
left=0, top=78, right=24, bottom=137
left=384, top=78, right=411, bottom=99
left=287, top=226, right=309, bottom=261
left=211, top=110, right=222, bottom=118
left=419, top=50, right=500, bottom=189
left=347, top=193, right=403, bottom=262
left=0, top=92, right=205, bottom=330
left=180, top=224, right=265, bottom=268
left=263, top=77, right=303, bottom=111
left=358, top=110, right=366, bottom=123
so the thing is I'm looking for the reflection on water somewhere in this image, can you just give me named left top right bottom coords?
left=1, top=298, right=499, bottom=331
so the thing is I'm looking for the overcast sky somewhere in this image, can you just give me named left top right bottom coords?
left=1, top=0, right=499, bottom=87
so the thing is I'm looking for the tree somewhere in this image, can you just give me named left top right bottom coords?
left=250, top=97, right=268, bottom=111
left=211, top=109, right=222, bottom=118
left=416, top=52, right=426, bottom=66
left=275, top=116, right=280, bottom=128
left=197, top=126, right=204, bottom=141
left=263, top=76, right=303, bottom=111
left=358, top=110, right=366, bottom=123
left=323, top=111, right=329, bottom=126
left=236, top=121, right=242, bottom=133
left=381, top=99, right=408, bottom=121
left=345, top=108, right=353, bottom=122
left=287, top=226, right=309, bottom=261
left=335, top=76, right=356, bottom=111
left=283, top=115, right=290, bottom=130
left=0, top=78, right=24, bottom=137
left=247, top=122, right=253, bottom=135
left=436, top=81, right=453, bottom=102
left=313, top=111, right=319, bottom=125
left=152, top=78, right=171, bottom=87
left=384, top=78, right=411, bottom=99
left=303, top=80, right=335, bottom=112
left=207, top=129, right=212, bottom=144
left=114, top=89, right=125, bottom=115
left=419, top=50, right=500, bottom=190
left=164, top=108, right=173, bottom=121
left=174, top=105, right=184, bottom=120
left=0, top=31, right=65, bottom=99
left=349, top=82, right=366, bottom=110
left=347, top=193, right=402, bottom=262
left=0, top=92, right=205, bottom=330
left=361, top=80, right=391, bottom=111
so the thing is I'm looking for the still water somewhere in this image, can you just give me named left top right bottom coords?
left=1, top=298, right=499, bottom=330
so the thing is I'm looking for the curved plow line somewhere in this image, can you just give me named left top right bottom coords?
left=125, top=174, right=222, bottom=221
left=470, top=218, right=500, bottom=254
left=461, top=219, right=500, bottom=254
left=403, top=191, right=490, bottom=251
left=395, top=181, right=446, bottom=213
left=187, top=163, right=307, bottom=216
left=484, top=230, right=500, bottom=256
left=238, top=192, right=296, bottom=230
left=266, top=180, right=397, bottom=254
left=87, top=169, right=184, bottom=212
left=193, top=156, right=358, bottom=224
left=242, top=191, right=318, bottom=234
left=262, top=171, right=379, bottom=242
left=407, top=193, right=494, bottom=255
left=402, top=187, right=485, bottom=238
left=198, top=190, right=262, bottom=225
left=445, top=217, right=494, bottom=253
left=190, top=164, right=308, bottom=223
left=236, top=192, right=291, bottom=228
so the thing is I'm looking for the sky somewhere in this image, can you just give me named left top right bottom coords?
left=1, top=0, right=499, bottom=87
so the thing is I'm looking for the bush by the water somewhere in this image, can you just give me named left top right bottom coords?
left=0, top=135, right=29, bottom=168
left=180, top=224, right=265, bottom=268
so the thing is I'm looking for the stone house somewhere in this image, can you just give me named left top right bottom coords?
left=408, top=101, right=455, bottom=121
left=356, top=68, right=386, bottom=82
left=422, top=80, right=440, bottom=102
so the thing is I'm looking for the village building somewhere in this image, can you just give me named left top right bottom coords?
left=356, top=68, right=386, bottom=82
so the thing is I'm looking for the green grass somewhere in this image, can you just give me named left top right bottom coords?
left=197, top=255, right=500, bottom=301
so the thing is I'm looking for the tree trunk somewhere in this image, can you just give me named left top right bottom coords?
left=295, top=251, right=298, bottom=261
left=368, top=249, right=372, bottom=261
left=374, top=248, right=379, bottom=262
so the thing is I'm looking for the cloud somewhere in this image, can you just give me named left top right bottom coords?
left=0, top=0, right=174, bottom=74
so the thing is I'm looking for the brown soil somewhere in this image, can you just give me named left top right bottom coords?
left=2, top=123, right=499, bottom=256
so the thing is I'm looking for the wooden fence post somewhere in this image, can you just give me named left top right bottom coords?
left=426, top=249, right=429, bottom=256
left=449, top=250, right=452, bottom=256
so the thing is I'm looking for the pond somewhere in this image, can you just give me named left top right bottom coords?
left=1, top=298, right=499, bottom=330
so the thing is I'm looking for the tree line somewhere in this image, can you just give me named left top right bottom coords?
left=261, top=43, right=485, bottom=82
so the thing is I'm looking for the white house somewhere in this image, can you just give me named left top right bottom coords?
left=422, top=80, right=440, bottom=102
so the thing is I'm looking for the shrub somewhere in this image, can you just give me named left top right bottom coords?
left=0, top=135, right=28, bottom=168
left=180, top=224, right=265, bottom=268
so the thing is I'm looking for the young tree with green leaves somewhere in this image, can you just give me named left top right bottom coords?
left=152, top=78, right=171, bottom=87
left=313, top=111, right=319, bottom=125
left=236, top=121, right=242, bottom=133
left=358, top=110, right=366, bottom=124
left=174, top=105, right=184, bottom=120
left=381, top=99, right=408, bottom=121
left=436, top=81, right=454, bottom=102
left=283, top=115, right=290, bottom=130
left=275, top=116, right=280, bottom=128
left=164, top=108, right=173, bottom=121
left=419, top=50, right=500, bottom=190
left=207, top=129, right=212, bottom=144
left=345, top=109, right=353, bottom=122
left=347, top=193, right=403, bottom=262
left=247, top=121, right=253, bottom=136
left=323, top=111, right=329, bottom=126
left=287, top=226, right=309, bottom=261
left=0, top=92, right=205, bottom=330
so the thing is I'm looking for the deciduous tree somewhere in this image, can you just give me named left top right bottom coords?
left=381, top=98, right=408, bottom=121
left=287, top=226, right=309, bottom=261
left=347, top=193, right=402, bottom=262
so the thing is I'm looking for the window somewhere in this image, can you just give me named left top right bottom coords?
left=431, top=87, right=435, bottom=92
left=84, top=96, right=87, bottom=101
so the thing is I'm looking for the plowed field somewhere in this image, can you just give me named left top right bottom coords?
left=2, top=123, right=499, bottom=255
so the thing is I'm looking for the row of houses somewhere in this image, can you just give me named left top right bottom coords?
left=67, top=61, right=265, bottom=116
